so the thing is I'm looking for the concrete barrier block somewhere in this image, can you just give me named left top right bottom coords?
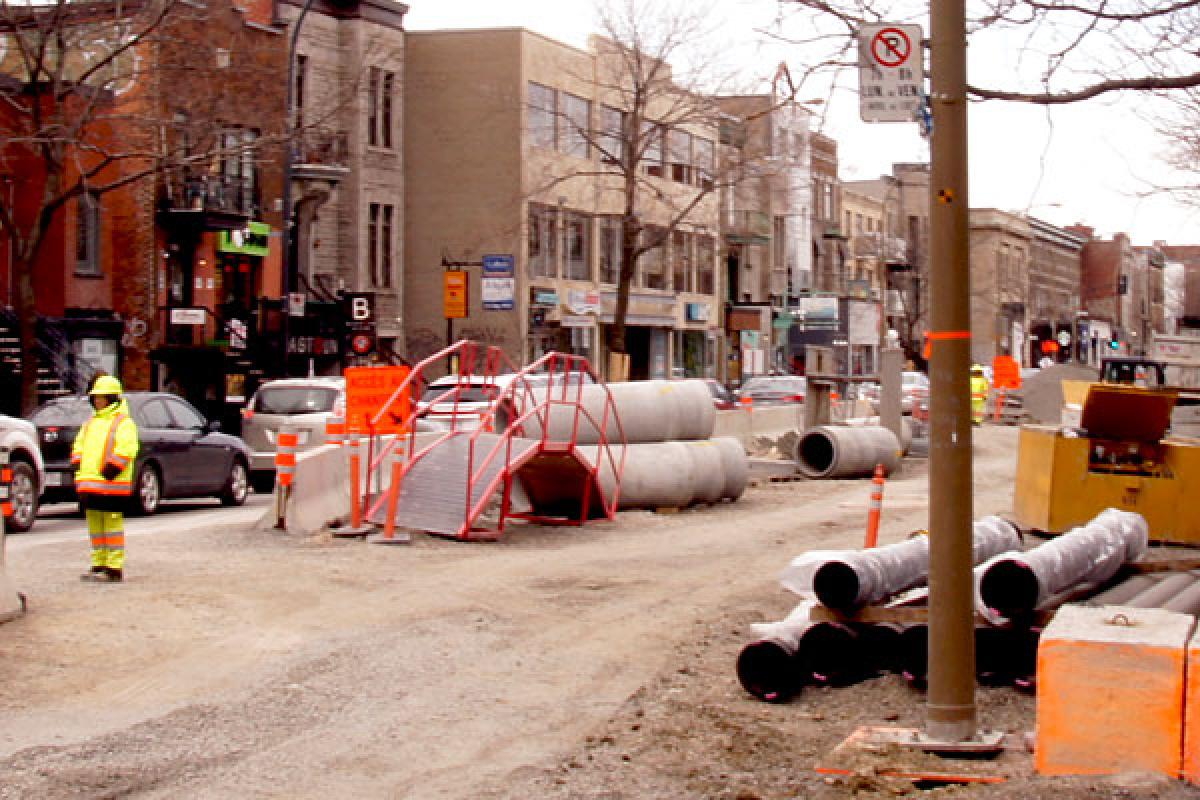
left=1184, top=639, right=1200, bottom=784
left=1036, top=604, right=1194, bottom=777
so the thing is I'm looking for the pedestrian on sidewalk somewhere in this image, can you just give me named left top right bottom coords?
left=73, top=375, right=139, bottom=583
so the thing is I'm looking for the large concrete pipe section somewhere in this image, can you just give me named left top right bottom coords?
left=522, top=380, right=715, bottom=445
left=780, top=516, right=1021, bottom=610
left=1086, top=573, right=1159, bottom=606
left=1161, top=574, right=1200, bottom=615
left=1124, top=572, right=1199, bottom=609
left=793, top=425, right=901, bottom=479
left=580, top=437, right=748, bottom=510
left=843, top=415, right=914, bottom=454
left=978, top=508, right=1149, bottom=619
left=737, top=601, right=812, bottom=702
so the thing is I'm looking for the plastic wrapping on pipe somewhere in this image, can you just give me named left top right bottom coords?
left=737, top=600, right=814, bottom=702
left=977, top=508, right=1149, bottom=619
left=779, top=515, right=1021, bottom=609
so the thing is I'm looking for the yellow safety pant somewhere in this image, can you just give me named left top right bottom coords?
left=971, top=394, right=986, bottom=423
left=86, top=509, right=125, bottom=570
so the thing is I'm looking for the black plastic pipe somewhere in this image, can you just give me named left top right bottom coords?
left=736, top=638, right=804, bottom=703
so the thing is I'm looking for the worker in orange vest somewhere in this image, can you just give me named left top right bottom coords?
left=969, top=364, right=989, bottom=426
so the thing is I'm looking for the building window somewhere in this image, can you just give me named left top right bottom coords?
left=599, top=215, right=622, bottom=284
left=671, top=230, right=692, bottom=292
left=641, top=121, right=663, bottom=177
left=694, top=137, right=714, bottom=190
left=528, top=203, right=558, bottom=278
left=598, top=105, right=626, bottom=165
left=668, top=128, right=692, bottom=184
left=294, top=54, right=307, bottom=131
left=640, top=225, right=667, bottom=289
left=528, top=82, right=556, bottom=150
left=221, top=127, right=257, bottom=213
left=560, top=92, right=590, bottom=158
left=367, top=67, right=395, bottom=149
left=368, top=203, right=394, bottom=288
left=562, top=211, right=590, bottom=280
left=75, top=192, right=100, bottom=276
left=696, top=235, right=715, bottom=295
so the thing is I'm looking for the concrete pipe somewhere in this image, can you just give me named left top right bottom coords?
left=1125, top=572, right=1199, bottom=609
left=1162, top=575, right=1200, bottom=615
left=978, top=508, right=1149, bottom=619
left=844, top=415, right=914, bottom=454
left=711, top=437, right=749, bottom=501
left=523, top=380, right=715, bottom=445
left=683, top=440, right=726, bottom=505
left=1086, top=573, right=1159, bottom=606
left=793, top=425, right=901, bottom=479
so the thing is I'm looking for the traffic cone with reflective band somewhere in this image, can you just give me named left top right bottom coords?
left=325, top=414, right=345, bottom=447
left=332, top=431, right=375, bottom=538
left=273, top=425, right=298, bottom=529
left=863, top=463, right=886, bottom=549
left=369, top=442, right=411, bottom=545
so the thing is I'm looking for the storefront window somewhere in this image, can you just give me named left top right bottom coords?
left=640, top=225, right=667, bottom=290
left=528, top=204, right=558, bottom=278
left=563, top=211, right=590, bottom=280
left=671, top=230, right=691, bottom=292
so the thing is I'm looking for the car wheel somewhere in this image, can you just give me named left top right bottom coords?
left=250, top=470, right=275, bottom=494
left=221, top=460, right=249, bottom=506
left=5, top=462, right=39, bottom=533
left=131, top=464, right=162, bottom=516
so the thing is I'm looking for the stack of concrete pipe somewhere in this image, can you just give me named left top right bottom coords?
left=541, top=380, right=748, bottom=510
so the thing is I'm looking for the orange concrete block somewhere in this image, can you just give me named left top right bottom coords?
left=1036, top=605, right=1194, bottom=777
left=1184, top=640, right=1200, bottom=784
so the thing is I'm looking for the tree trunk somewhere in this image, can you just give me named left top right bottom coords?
left=606, top=212, right=642, bottom=378
left=13, top=252, right=39, bottom=415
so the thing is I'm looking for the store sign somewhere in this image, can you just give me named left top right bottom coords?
left=532, top=289, right=559, bottom=307
left=483, top=277, right=515, bottom=310
left=170, top=307, right=206, bottom=326
left=444, top=270, right=468, bottom=319
left=217, top=221, right=271, bottom=257
left=566, top=289, right=601, bottom=315
left=797, top=297, right=839, bottom=328
left=482, top=254, right=514, bottom=276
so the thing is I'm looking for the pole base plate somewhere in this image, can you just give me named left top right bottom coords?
left=816, top=726, right=1019, bottom=787
left=367, top=531, right=413, bottom=545
left=330, top=525, right=375, bottom=539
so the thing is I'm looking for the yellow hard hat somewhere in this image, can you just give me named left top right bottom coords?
left=89, top=375, right=123, bottom=395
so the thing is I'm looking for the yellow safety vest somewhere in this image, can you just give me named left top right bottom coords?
left=72, top=399, right=140, bottom=497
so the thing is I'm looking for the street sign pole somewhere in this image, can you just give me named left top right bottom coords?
left=926, top=0, right=979, bottom=745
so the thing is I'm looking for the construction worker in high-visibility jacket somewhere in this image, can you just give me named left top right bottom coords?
left=72, top=374, right=139, bottom=583
left=969, top=364, right=990, bottom=426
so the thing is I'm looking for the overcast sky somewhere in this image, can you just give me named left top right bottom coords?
left=404, top=0, right=1199, bottom=247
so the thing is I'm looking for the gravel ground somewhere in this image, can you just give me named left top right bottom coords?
left=0, top=425, right=1197, bottom=799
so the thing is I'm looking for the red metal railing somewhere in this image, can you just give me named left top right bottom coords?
left=352, top=340, right=627, bottom=540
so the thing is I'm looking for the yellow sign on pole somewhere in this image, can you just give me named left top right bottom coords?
left=344, top=365, right=412, bottom=434
left=444, top=270, right=468, bottom=319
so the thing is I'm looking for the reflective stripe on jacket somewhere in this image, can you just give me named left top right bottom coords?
left=73, top=399, right=140, bottom=497
left=969, top=375, right=990, bottom=402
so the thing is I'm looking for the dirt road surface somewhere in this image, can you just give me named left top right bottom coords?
left=1, top=426, right=1195, bottom=799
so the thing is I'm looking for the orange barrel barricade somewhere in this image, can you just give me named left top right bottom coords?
left=0, top=448, right=10, bottom=522
left=863, top=463, right=886, bottom=548
left=273, top=424, right=299, bottom=528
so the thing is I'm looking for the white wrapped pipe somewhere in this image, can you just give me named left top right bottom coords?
left=779, top=515, right=1022, bottom=610
left=520, top=380, right=715, bottom=444
left=978, top=508, right=1149, bottom=618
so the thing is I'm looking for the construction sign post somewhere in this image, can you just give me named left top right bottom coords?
left=345, top=365, right=412, bottom=434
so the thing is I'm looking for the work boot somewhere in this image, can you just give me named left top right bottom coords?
left=102, top=568, right=124, bottom=583
left=80, top=566, right=106, bottom=582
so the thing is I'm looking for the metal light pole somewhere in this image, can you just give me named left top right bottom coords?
left=925, top=0, right=979, bottom=744
left=280, top=0, right=317, bottom=375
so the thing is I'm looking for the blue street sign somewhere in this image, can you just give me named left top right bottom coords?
left=482, top=254, right=514, bottom=276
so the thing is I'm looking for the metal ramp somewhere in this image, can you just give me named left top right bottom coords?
left=368, top=432, right=541, bottom=536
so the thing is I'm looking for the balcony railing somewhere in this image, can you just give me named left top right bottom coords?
left=161, top=174, right=259, bottom=217
left=725, top=210, right=771, bottom=242
left=850, top=232, right=909, bottom=264
left=292, top=128, right=349, bottom=168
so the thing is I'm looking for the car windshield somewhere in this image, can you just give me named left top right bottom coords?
left=419, top=384, right=496, bottom=404
left=252, top=387, right=340, bottom=414
left=29, top=396, right=92, bottom=426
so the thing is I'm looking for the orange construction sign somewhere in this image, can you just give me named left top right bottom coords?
left=444, top=270, right=468, bottom=319
left=344, top=365, right=412, bottom=434
left=992, top=354, right=1021, bottom=390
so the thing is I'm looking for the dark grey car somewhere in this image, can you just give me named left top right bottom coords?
left=29, top=392, right=251, bottom=515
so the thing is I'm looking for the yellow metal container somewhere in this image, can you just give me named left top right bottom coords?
left=1013, top=383, right=1200, bottom=544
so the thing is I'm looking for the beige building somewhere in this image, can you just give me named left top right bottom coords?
left=969, top=209, right=1032, bottom=365
left=280, top=0, right=408, bottom=366
left=403, top=29, right=721, bottom=379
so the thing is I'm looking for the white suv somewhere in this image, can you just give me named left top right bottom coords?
left=0, top=414, right=44, bottom=532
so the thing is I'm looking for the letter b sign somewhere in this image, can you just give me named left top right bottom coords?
left=344, top=292, right=375, bottom=324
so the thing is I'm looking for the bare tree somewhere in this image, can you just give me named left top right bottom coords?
left=525, top=0, right=797, bottom=379
left=0, top=0, right=287, bottom=413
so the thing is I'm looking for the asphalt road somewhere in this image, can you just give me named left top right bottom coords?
left=6, top=493, right=273, bottom=551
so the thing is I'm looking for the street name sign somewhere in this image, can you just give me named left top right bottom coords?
left=857, top=24, right=924, bottom=123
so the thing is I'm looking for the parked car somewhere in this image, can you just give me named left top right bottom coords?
left=417, top=374, right=520, bottom=431
left=736, top=375, right=807, bottom=405
left=0, top=414, right=44, bottom=532
left=240, top=377, right=346, bottom=493
left=30, top=392, right=251, bottom=515
left=704, top=379, right=737, bottom=410
left=901, top=371, right=930, bottom=414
